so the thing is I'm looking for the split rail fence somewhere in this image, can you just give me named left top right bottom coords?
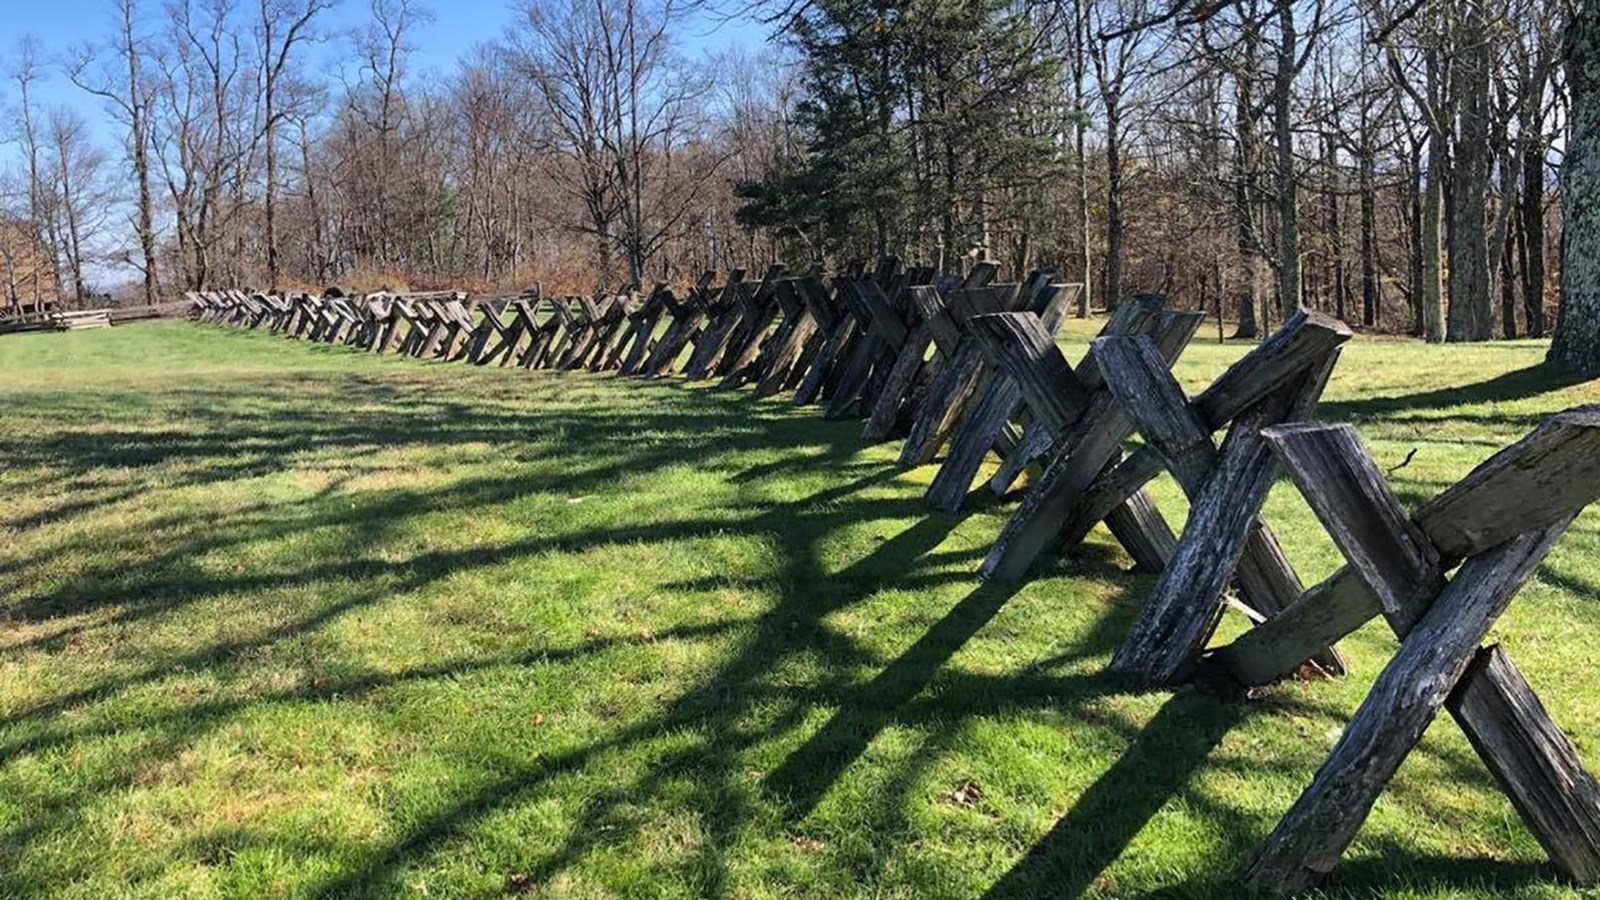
left=186, top=266, right=1600, bottom=893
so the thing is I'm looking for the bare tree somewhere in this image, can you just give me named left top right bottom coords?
left=259, top=0, right=333, bottom=290
left=46, top=108, right=113, bottom=302
left=69, top=0, right=160, bottom=304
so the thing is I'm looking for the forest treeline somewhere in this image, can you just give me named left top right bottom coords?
left=0, top=0, right=1580, bottom=341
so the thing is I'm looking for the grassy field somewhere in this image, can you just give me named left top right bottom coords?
left=2, top=319, right=1599, bottom=899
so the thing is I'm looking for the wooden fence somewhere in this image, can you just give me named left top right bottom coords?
left=184, top=266, right=1600, bottom=893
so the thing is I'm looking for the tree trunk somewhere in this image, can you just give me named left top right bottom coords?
left=1323, top=132, right=1346, bottom=321
left=1407, top=137, right=1425, bottom=336
left=1233, top=25, right=1264, bottom=340
left=1522, top=132, right=1548, bottom=337
left=1074, top=0, right=1092, bottom=317
left=1502, top=223, right=1520, bottom=338
left=1359, top=120, right=1379, bottom=328
left=1550, top=0, right=1600, bottom=374
left=265, top=80, right=280, bottom=291
left=1447, top=5, right=1495, bottom=342
left=123, top=1, right=158, bottom=306
left=1272, top=0, right=1301, bottom=315
left=1105, top=89, right=1124, bottom=309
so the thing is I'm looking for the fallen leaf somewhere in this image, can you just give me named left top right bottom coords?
left=947, top=780, right=983, bottom=806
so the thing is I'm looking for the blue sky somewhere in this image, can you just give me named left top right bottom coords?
left=5, top=0, right=770, bottom=147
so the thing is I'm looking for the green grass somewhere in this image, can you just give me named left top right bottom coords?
left=1, top=319, right=1598, bottom=899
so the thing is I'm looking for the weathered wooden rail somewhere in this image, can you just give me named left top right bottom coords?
left=182, top=272, right=1600, bottom=893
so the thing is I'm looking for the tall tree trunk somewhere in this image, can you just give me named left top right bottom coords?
left=1104, top=89, right=1124, bottom=309
left=1272, top=0, right=1301, bottom=315
left=1501, top=223, right=1519, bottom=338
left=1359, top=114, right=1380, bottom=327
left=1447, top=4, right=1494, bottom=341
left=1407, top=139, right=1425, bottom=335
left=1073, top=0, right=1091, bottom=317
left=1521, top=128, right=1549, bottom=337
left=120, top=0, right=159, bottom=306
left=265, top=85, right=280, bottom=290
left=1422, top=144, right=1447, bottom=342
left=1549, top=0, right=1600, bottom=374
left=1323, top=132, right=1346, bottom=320
left=1233, top=26, right=1264, bottom=340
left=1420, top=45, right=1447, bottom=342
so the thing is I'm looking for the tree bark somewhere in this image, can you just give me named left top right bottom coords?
left=1551, top=0, right=1600, bottom=373
left=1272, top=0, right=1301, bottom=315
left=1447, top=4, right=1495, bottom=342
left=1105, top=88, right=1125, bottom=309
left=1522, top=134, right=1548, bottom=337
left=1359, top=97, right=1379, bottom=328
left=1233, top=22, right=1264, bottom=339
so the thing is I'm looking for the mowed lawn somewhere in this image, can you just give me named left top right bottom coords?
left=2, top=319, right=1600, bottom=900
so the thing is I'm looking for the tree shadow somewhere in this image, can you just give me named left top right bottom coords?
left=1319, top=364, right=1592, bottom=423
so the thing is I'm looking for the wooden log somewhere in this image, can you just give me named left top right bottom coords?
left=1257, top=424, right=1444, bottom=626
left=795, top=314, right=858, bottom=406
left=1102, top=486, right=1179, bottom=573
left=1219, top=424, right=1600, bottom=884
left=1414, top=405, right=1600, bottom=560
left=521, top=320, right=557, bottom=370
left=1240, top=522, right=1569, bottom=893
left=1057, top=448, right=1164, bottom=548
left=968, top=312, right=1091, bottom=433
left=899, top=341, right=988, bottom=465
left=1449, top=644, right=1600, bottom=884
left=618, top=288, right=668, bottom=375
left=896, top=284, right=1020, bottom=465
left=599, top=294, right=645, bottom=370
left=555, top=298, right=599, bottom=369
left=754, top=282, right=819, bottom=398
left=585, top=298, right=633, bottom=370
left=743, top=281, right=808, bottom=392
left=642, top=272, right=717, bottom=377
left=797, top=278, right=867, bottom=408
left=856, top=276, right=910, bottom=348
left=1104, top=343, right=1338, bottom=685
left=684, top=269, right=759, bottom=378
left=784, top=275, right=851, bottom=397
left=922, top=376, right=1025, bottom=510
left=1219, top=409, right=1600, bottom=684
left=480, top=303, right=529, bottom=366
left=442, top=301, right=475, bottom=361
left=978, top=311, right=1202, bottom=581
left=1210, top=567, right=1374, bottom=685
left=823, top=326, right=885, bottom=417
left=1189, top=308, right=1353, bottom=427
left=861, top=322, right=932, bottom=441
left=980, top=388, right=1138, bottom=580
left=988, top=418, right=1053, bottom=496
left=713, top=288, right=781, bottom=385
left=544, top=301, right=582, bottom=367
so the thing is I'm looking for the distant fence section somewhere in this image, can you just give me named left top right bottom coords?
left=0, top=299, right=195, bottom=334
left=188, top=267, right=1600, bottom=894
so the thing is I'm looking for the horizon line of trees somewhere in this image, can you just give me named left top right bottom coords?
left=0, top=0, right=1594, bottom=357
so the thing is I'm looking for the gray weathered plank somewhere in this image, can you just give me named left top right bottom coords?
left=1240, top=522, right=1570, bottom=893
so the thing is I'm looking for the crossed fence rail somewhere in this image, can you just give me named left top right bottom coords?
left=185, top=263, right=1600, bottom=893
